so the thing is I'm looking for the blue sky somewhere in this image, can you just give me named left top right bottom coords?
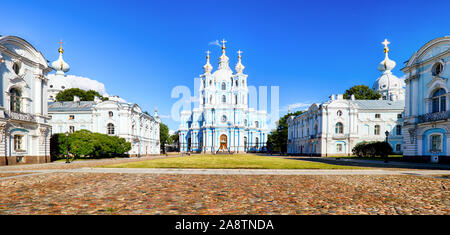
left=1, top=0, right=449, bottom=131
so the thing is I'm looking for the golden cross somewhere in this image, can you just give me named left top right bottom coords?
left=58, top=40, right=64, bottom=53
left=382, top=39, right=390, bottom=53
left=237, top=50, right=243, bottom=57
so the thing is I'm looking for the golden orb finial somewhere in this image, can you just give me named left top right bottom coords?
left=221, top=39, right=227, bottom=53
left=58, top=40, right=64, bottom=54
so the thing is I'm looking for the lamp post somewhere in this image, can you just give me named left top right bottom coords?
left=384, top=130, right=389, bottom=163
left=65, top=131, right=70, bottom=164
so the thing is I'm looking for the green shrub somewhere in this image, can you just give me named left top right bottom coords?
left=352, top=141, right=393, bottom=158
left=50, top=130, right=131, bottom=159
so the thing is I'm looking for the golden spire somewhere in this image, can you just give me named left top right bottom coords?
left=58, top=40, right=64, bottom=54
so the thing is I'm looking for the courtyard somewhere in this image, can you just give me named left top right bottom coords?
left=0, top=154, right=448, bottom=215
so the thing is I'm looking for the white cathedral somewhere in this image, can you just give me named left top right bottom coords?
left=178, top=40, right=269, bottom=153
left=287, top=39, right=405, bottom=156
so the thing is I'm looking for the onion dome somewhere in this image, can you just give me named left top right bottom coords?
left=235, top=50, right=245, bottom=74
left=372, top=39, right=404, bottom=101
left=377, top=39, right=396, bottom=73
left=50, top=41, right=70, bottom=75
left=203, top=50, right=213, bottom=74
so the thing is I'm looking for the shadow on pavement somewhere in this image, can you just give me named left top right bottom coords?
left=280, top=156, right=450, bottom=170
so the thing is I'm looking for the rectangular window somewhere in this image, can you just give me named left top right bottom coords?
left=440, top=96, right=446, bottom=112
left=397, top=114, right=402, bottom=118
left=14, top=135, right=23, bottom=151
left=69, top=115, right=75, bottom=120
left=69, top=126, right=75, bottom=133
left=396, top=125, right=402, bottom=136
left=336, top=144, right=342, bottom=152
left=431, top=135, right=442, bottom=152
left=374, top=125, right=380, bottom=135
left=375, top=114, right=381, bottom=118
left=432, top=99, right=440, bottom=113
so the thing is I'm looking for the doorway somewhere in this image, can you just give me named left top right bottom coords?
left=219, top=134, right=227, bottom=150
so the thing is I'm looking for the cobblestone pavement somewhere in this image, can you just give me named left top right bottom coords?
left=0, top=172, right=448, bottom=215
left=0, top=155, right=175, bottom=171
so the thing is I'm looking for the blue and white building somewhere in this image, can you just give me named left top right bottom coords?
left=178, top=41, right=268, bottom=153
left=401, top=36, right=450, bottom=163
left=288, top=39, right=405, bottom=156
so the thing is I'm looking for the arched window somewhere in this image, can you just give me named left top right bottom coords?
left=255, top=121, right=259, bottom=128
left=431, top=88, right=446, bottom=113
left=244, top=119, right=248, bottom=126
left=335, top=122, right=343, bottom=134
left=209, top=80, right=212, bottom=86
left=374, top=125, right=380, bottom=135
left=255, top=137, right=259, bottom=148
left=203, top=80, right=205, bottom=88
left=210, top=95, right=213, bottom=104
left=337, top=110, right=342, bottom=116
left=107, top=123, right=115, bottom=135
left=10, top=88, right=21, bottom=112
left=222, top=95, right=226, bottom=103
left=109, top=111, right=113, bottom=117
left=221, top=115, right=227, bottom=123
left=222, top=82, right=226, bottom=90
left=235, top=94, right=238, bottom=104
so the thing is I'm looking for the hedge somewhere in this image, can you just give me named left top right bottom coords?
left=352, top=141, right=393, bottom=157
left=50, top=129, right=131, bottom=160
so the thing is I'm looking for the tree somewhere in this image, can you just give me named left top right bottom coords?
left=55, top=88, right=108, bottom=102
left=160, top=123, right=170, bottom=153
left=267, top=110, right=303, bottom=154
left=343, top=85, right=381, bottom=100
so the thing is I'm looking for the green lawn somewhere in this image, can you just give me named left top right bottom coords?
left=99, top=154, right=363, bottom=169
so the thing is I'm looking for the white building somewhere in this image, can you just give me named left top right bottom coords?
left=47, top=43, right=161, bottom=156
left=178, top=40, right=269, bottom=153
left=0, top=36, right=52, bottom=165
left=401, top=36, right=450, bottom=163
left=288, top=39, right=405, bottom=156
left=48, top=99, right=161, bottom=156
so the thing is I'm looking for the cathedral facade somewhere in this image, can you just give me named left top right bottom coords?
left=287, top=39, right=405, bottom=156
left=0, top=36, right=52, bottom=165
left=401, top=36, right=450, bottom=163
left=179, top=41, right=268, bottom=153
